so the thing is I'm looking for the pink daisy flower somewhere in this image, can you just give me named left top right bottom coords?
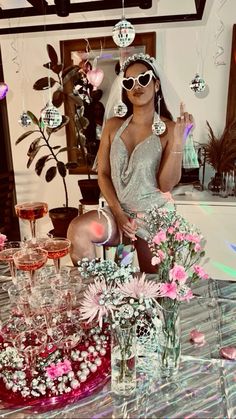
left=80, top=279, right=116, bottom=327
left=118, top=273, right=161, bottom=299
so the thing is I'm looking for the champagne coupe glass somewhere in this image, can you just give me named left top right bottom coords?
left=13, top=248, right=48, bottom=289
left=43, top=237, right=71, bottom=276
left=0, top=241, right=23, bottom=285
left=15, top=201, right=48, bottom=240
left=14, top=329, right=47, bottom=373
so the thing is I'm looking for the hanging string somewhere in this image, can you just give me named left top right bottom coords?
left=9, top=19, right=20, bottom=74
left=122, top=0, right=125, bottom=19
left=214, top=0, right=228, bottom=66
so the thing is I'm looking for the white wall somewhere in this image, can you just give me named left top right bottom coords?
left=0, top=0, right=235, bottom=237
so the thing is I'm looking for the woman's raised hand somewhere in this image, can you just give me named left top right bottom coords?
left=174, top=102, right=194, bottom=144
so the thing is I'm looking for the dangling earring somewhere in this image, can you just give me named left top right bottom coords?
left=114, top=100, right=127, bottom=117
left=114, top=75, right=127, bottom=117
left=152, top=94, right=166, bottom=135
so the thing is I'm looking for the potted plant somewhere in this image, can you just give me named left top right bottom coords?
left=33, top=44, right=101, bottom=205
left=15, top=111, right=79, bottom=237
left=203, top=120, right=236, bottom=192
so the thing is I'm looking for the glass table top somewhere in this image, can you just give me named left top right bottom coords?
left=0, top=272, right=236, bottom=418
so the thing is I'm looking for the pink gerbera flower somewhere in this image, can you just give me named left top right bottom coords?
left=118, top=273, right=161, bottom=299
left=80, top=279, right=116, bottom=327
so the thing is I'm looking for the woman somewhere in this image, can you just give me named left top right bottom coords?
left=67, top=54, right=193, bottom=273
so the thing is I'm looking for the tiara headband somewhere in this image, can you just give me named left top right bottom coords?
left=120, top=53, right=159, bottom=79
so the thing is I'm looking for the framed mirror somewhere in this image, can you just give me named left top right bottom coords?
left=60, top=32, right=156, bottom=174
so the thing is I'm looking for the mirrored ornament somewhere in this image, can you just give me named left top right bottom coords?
left=189, top=73, right=206, bottom=92
left=18, top=111, right=32, bottom=127
left=0, top=82, right=8, bottom=100
left=41, top=104, right=62, bottom=128
left=114, top=101, right=128, bottom=117
left=152, top=116, right=166, bottom=136
left=112, top=19, right=135, bottom=48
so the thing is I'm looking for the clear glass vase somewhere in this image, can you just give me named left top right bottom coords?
left=111, top=323, right=136, bottom=396
left=158, top=302, right=181, bottom=378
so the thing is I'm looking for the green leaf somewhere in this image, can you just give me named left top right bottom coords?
left=57, top=161, right=67, bottom=177
left=47, top=44, right=58, bottom=64
left=45, top=166, right=57, bottom=182
left=27, top=111, right=40, bottom=126
left=15, top=130, right=36, bottom=145
left=33, top=77, right=56, bottom=90
left=35, top=155, right=50, bottom=176
left=27, top=137, right=42, bottom=157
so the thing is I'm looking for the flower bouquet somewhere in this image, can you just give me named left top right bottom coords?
left=144, top=206, right=209, bottom=377
left=80, top=274, right=162, bottom=395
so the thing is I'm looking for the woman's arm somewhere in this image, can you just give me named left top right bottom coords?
left=157, top=107, right=194, bottom=192
left=97, top=119, right=137, bottom=239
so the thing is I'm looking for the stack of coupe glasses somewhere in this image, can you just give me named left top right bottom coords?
left=0, top=201, right=83, bottom=374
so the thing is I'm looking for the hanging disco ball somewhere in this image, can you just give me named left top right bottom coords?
left=112, top=19, right=135, bottom=48
left=114, top=101, right=128, bottom=117
left=18, top=111, right=32, bottom=127
left=0, top=82, right=9, bottom=100
left=41, top=104, right=62, bottom=128
left=189, top=73, right=206, bottom=92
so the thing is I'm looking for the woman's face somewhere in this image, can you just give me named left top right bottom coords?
left=124, top=62, right=159, bottom=107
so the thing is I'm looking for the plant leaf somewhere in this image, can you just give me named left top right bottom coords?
left=27, top=137, right=42, bottom=157
left=27, top=111, right=40, bottom=126
left=33, top=77, right=56, bottom=90
left=66, top=161, right=79, bottom=169
left=15, top=130, right=36, bottom=145
left=57, top=147, right=68, bottom=153
left=57, top=161, right=67, bottom=177
left=62, top=67, right=80, bottom=85
left=52, top=89, right=64, bottom=107
left=51, top=146, right=61, bottom=150
left=47, top=44, right=58, bottom=64
left=27, top=145, right=41, bottom=168
left=46, top=115, right=69, bottom=135
left=35, top=155, right=50, bottom=176
left=45, top=166, right=57, bottom=182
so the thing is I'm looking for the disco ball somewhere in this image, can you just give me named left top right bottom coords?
left=112, top=19, right=135, bottom=48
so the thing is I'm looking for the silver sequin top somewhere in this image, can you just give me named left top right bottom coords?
left=110, top=115, right=170, bottom=216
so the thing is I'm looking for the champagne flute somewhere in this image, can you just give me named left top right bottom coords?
left=14, top=329, right=47, bottom=373
left=0, top=241, right=23, bottom=285
left=15, top=201, right=48, bottom=240
left=42, top=237, right=71, bottom=275
left=13, top=248, right=48, bottom=289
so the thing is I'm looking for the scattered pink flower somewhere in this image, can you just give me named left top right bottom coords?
left=118, top=273, right=161, bottom=299
left=167, top=226, right=175, bottom=234
left=46, top=359, right=72, bottom=380
left=169, top=264, right=187, bottom=283
left=193, top=265, right=209, bottom=279
left=160, top=282, right=177, bottom=299
left=153, top=230, right=166, bottom=245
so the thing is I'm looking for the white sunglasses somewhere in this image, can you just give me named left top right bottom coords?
left=122, top=70, right=153, bottom=91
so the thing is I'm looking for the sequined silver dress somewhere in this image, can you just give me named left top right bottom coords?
left=109, top=115, right=173, bottom=239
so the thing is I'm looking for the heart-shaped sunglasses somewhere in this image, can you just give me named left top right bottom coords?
left=121, top=70, right=153, bottom=91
